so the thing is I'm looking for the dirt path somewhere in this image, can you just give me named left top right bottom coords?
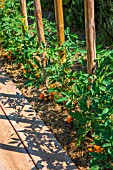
left=0, top=106, right=37, bottom=170
left=0, top=68, right=77, bottom=169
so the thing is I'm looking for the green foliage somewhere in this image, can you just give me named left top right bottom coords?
left=95, top=0, right=113, bottom=45
left=0, top=1, right=113, bottom=169
left=0, top=0, right=23, bottom=49
left=46, top=37, right=113, bottom=169
left=63, top=0, right=84, bottom=29
left=41, top=0, right=113, bottom=45
left=0, top=0, right=42, bottom=87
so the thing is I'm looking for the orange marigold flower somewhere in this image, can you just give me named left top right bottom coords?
left=23, top=69, right=26, bottom=74
left=94, top=145, right=101, bottom=150
left=44, top=97, right=48, bottom=101
left=32, top=64, right=37, bottom=69
left=36, top=74, right=40, bottom=79
left=88, top=148, right=94, bottom=152
left=28, top=68, right=30, bottom=73
left=40, top=93, right=44, bottom=99
left=48, top=95, right=54, bottom=101
left=50, top=84, right=56, bottom=88
left=7, top=55, right=12, bottom=60
left=96, top=148, right=103, bottom=153
left=74, top=100, right=78, bottom=105
left=50, top=92, right=56, bottom=96
left=67, top=116, right=73, bottom=124
left=94, top=145, right=103, bottom=152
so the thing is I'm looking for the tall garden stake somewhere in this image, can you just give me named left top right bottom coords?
left=54, top=0, right=66, bottom=63
left=34, top=0, right=46, bottom=83
left=0, top=0, right=4, bottom=9
left=20, top=0, right=28, bottom=33
left=84, top=0, right=96, bottom=76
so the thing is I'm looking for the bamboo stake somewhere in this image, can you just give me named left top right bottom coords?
left=54, top=0, right=66, bottom=63
left=20, top=0, right=28, bottom=32
left=84, top=0, right=96, bottom=75
left=34, top=0, right=46, bottom=83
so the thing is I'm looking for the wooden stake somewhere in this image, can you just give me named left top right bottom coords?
left=34, top=0, right=46, bottom=84
left=84, top=0, right=96, bottom=75
left=34, top=0, right=45, bottom=44
left=34, top=0, right=46, bottom=67
left=54, top=0, right=66, bottom=63
left=20, top=0, right=28, bottom=29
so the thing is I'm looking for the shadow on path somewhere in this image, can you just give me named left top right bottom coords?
left=0, top=69, right=77, bottom=170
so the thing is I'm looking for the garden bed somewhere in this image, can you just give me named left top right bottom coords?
left=0, top=49, right=92, bottom=170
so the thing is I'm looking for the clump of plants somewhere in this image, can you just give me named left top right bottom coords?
left=46, top=43, right=113, bottom=169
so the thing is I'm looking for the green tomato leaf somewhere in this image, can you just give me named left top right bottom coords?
left=56, top=97, right=67, bottom=103
left=102, top=108, right=109, bottom=114
left=102, top=143, right=112, bottom=147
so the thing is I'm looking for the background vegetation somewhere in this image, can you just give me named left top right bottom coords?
left=41, top=0, right=113, bottom=45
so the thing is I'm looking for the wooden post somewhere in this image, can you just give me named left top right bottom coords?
left=34, top=0, right=45, bottom=45
left=84, top=0, right=96, bottom=75
left=34, top=0, right=46, bottom=83
left=20, top=0, right=28, bottom=32
left=54, top=0, right=66, bottom=63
